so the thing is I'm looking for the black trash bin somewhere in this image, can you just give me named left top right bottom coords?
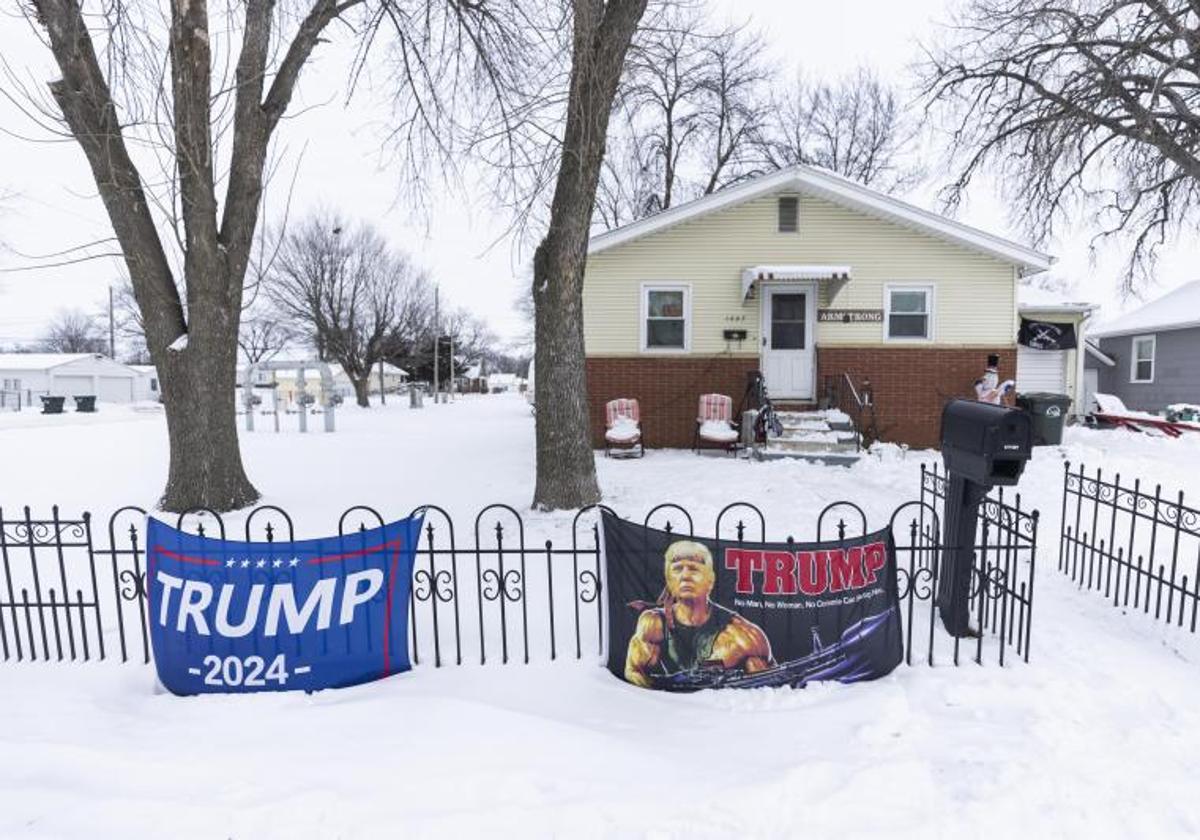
left=40, top=396, right=66, bottom=414
left=1016, top=392, right=1072, bottom=446
left=74, top=395, right=97, bottom=413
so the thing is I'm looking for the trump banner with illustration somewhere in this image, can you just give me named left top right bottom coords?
left=147, top=514, right=424, bottom=695
left=601, top=511, right=903, bottom=691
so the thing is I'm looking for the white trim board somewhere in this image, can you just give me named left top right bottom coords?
left=587, top=165, right=1054, bottom=275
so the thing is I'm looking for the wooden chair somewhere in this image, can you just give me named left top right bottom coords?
left=604, top=398, right=645, bottom=458
left=694, top=393, right=740, bottom=455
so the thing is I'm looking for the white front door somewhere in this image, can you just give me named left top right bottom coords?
left=761, top=284, right=815, bottom=399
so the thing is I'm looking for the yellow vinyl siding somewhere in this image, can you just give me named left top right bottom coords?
left=584, top=191, right=1017, bottom=355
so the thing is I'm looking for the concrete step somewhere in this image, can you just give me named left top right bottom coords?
left=775, top=409, right=855, bottom=434
left=753, top=447, right=861, bottom=466
left=767, top=435, right=859, bottom=453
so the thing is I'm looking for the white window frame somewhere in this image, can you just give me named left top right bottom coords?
left=884, top=283, right=936, bottom=342
left=1130, top=334, right=1156, bottom=383
left=640, top=282, right=692, bottom=354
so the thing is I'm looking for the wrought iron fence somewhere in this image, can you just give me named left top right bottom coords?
left=1, top=476, right=1039, bottom=672
left=919, top=462, right=1039, bottom=665
left=1059, top=462, right=1199, bottom=633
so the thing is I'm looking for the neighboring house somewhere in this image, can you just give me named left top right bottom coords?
left=129, top=365, right=161, bottom=402
left=0, top=353, right=141, bottom=405
left=485, top=373, right=523, bottom=393
left=1085, top=280, right=1200, bottom=413
left=582, top=164, right=1052, bottom=448
left=1015, top=286, right=1098, bottom=421
left=268, top=362, right=409, bottom=406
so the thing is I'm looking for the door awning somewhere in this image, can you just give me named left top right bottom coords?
left=741, top=265, right=851, bottom=299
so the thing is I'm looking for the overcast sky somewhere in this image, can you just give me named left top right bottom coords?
left=2, top=0, right=1197, bottom=351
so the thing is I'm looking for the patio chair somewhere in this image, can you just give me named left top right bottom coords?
left=604, top=398, right=644, bottom=458
left=694, top=393, right=740, bottom=455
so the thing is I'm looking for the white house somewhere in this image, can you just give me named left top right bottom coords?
left=239, top=361, right=409, bottom=407
left=129, top=365, right=161, bottom=402
left=1016, top=285, right=1098, bottom=420
left=0, top=353, right=142, bottom=405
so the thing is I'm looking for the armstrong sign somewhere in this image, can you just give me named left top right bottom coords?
left=602, top=512, right=903, bottom=691
left=147, top=514, right=424, bottom=695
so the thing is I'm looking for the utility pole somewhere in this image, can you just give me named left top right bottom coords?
left=432, top=285, right=440, bottom=404
left=448, top=331, right=455, bottom=402
left=108, top=285, right=116, bottom=359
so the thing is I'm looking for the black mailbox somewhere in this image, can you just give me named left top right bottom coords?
left=940, top=400, right=1032, bottom=486
left=937, top=399, right=1033, bottom=638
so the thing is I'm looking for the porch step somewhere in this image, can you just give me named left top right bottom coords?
left=753, top=407, right=861, bottom=465
left=754, top=447, right=861, bottom=466
left=776, top=409, right=855, bottom=434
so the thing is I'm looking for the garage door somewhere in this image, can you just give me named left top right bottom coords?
left=1017, top=346, right=1067, bottom=394
left=98, top=376, right=134, bottom=403
left=50, top=375, right=92, bottom=397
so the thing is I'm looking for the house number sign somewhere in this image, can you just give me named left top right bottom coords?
left=818, top=309, right=884, bottom=323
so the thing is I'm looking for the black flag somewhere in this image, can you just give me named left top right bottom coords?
left=1019, top=317, right=1077, bottom=350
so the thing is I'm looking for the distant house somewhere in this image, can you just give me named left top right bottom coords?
left=1016, top=286, right=1098, bottom=421
left=262, top=362, right=408, bottom=406
left=0, top=353, right=142, bottom=405
left=129, top=365, right=161, bottom=402
left=582, top=164, right=1053, bottom=448
left=1085, top=280, right=1200, bottom=413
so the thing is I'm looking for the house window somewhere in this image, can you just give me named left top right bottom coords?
left=885, top=285, right=934, bottom=340
left=642, top=285, right=690, bottom=351
left=1131, top=335, right=1155, bottom=383
left=150, top=378, right=158, bottom=392
left=777, top=196, right=799, bottom=233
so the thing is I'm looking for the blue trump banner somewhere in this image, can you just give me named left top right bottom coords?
left=147, top=514, right=424, bottom=695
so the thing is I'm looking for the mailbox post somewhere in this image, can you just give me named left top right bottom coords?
left=937, top=400, right=1033, bottom=636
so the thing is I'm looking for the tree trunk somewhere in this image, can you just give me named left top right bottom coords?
left=532, top=0, right=648, bottom=511
left=156, top=314, right=258, bottom=512
left=352, top=376, right=371, bottom=408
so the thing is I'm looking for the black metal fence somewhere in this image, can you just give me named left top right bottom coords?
left=1, top=471, right=1039, bottom=672
left=919, top=462, right=1039, bottom=665
left=1059, top=462, right=1199, bottom=632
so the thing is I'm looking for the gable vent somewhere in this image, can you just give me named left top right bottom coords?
left=777, top=196, right=798, bottom=232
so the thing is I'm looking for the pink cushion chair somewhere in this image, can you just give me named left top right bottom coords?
left=695, top=393, right=740, bottom=454
left=604, top=398, right=644, bottom=458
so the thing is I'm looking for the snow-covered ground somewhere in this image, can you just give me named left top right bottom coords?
left=1, top=394, right=1199, bottom=837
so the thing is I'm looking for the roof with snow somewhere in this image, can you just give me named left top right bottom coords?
left=1018, top=284, right=1096, bottom=314
left=0, top=353, right=133, bottom=372
left=588, top=164, right=1054, bottom=275
left=1091, top=280, right=1200, bottom=338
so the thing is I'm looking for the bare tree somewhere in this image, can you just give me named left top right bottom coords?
left=922, top=0, right=1200, bottom=292
left=761, top=69, right=921, bottom=190
left=531, top=0, right=649, bottom=510
left=594, top=15, right=770, bottom=227
left=21, top=0, right=523, bottom=510
left=40, top=309, right=107, bottom=353
left=695, top=25, right=772, bottom=195
left=267, top=213, right=431, bottom=408
left=238, top=315, right=289, bottom=365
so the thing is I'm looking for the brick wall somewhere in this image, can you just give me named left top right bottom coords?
left=817, top=346, right=1016, bottom=448
left=585, top=356, right=760, bottom=448
left=586, top=346, right=1015, bottom=449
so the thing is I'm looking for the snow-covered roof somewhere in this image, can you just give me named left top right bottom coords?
left=1018, top=284, right=1096, bottom=314
left=1091, top=279, right=1200, bottom=338
left=740, top=265, right=851, bottom=298
left=0, top=353, right=100, bottom=371
left=588, top=164, right=1054, bottom=275
left=1084, top=340, right=1115, bottom=367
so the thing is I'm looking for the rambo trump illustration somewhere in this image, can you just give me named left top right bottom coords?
left=624, top=541, right=774, bottom=687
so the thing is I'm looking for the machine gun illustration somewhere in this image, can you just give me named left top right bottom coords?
left=649, top=608, right=897, bottom=692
